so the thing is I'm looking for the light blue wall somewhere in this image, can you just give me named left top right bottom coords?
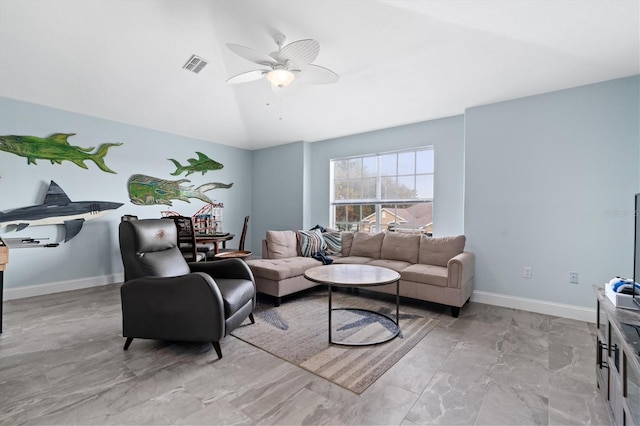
left=303, top=141, right=312, bottom=229
left=251, top=141, right=306, bottom=253
left=0, top=97, right=252, bottom=290
left=465, top=76, right=640, bottom=309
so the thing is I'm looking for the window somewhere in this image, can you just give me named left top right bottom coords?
left=330, top=147, right=434, bottom=235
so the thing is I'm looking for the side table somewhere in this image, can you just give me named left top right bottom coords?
left=0, top=238, right=8, bottom=333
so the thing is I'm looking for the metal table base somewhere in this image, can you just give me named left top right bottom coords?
left=328, top=279, right=400, bottom=346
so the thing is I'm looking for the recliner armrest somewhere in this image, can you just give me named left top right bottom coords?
left=189, top=258, right=255, bottom=282
left=447, top=251, right=475, bottom=289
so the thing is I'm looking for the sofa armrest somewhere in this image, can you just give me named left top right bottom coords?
left=447, top=251, right=475, bottom=289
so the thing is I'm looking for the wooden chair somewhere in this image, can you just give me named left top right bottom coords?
left=163, top=216, right=204, bottom=262
left=212, top=215, right=251, bottom=260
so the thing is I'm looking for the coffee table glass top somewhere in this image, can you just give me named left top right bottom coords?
left=304, top=264, right=400, bottom=287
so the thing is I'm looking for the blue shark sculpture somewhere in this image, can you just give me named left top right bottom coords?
left=0, top=181, right=123, bottom=242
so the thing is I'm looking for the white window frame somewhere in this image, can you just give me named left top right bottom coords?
left=330, top=146, right=434, bottom=234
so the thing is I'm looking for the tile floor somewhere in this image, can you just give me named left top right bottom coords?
left=0, top=284, right=611, bottom=425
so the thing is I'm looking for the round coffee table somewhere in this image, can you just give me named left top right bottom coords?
left=304, top=264, right=401, bottom=346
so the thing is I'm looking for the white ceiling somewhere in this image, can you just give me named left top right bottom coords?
left=0, top=0, right=638, bottom=151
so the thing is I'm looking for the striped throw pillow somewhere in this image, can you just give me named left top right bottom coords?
left=322, top=231, right=342, bottom=255
left=296, top=229, right=326, bottom=257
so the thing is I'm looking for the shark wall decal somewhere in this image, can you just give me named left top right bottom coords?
left=0, top=181, right=123, bottom=242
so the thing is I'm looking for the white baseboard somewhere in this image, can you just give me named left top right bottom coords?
left=471, top=290, right=596, bottom=323
left=4, top=273, right=124, bottom=300
left=3, top=276, right=596, bottom=323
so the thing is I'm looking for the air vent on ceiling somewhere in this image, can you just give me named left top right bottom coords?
left=183, top=55, right=208, bottom=74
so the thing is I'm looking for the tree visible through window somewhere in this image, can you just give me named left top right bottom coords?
left=330, top=147, right=434, bottom=234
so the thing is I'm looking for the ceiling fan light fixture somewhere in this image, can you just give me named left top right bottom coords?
left=266, top=68, right=296, bottom=87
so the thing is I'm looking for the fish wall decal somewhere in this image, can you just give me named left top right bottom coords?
left=0, top=181, right=123, bottom=242
left=168, top=152, right=223, bottom=176
left=128, top=174, right=233, bottom=206
left=0, top=133, right=122, bottom=173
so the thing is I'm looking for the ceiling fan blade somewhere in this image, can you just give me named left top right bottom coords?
left=296, top=64, right=339, bottom=84
left=226, top=43, right=278, bottom=66
left=226, top=70, right=266, bottom=84
left=277, top=39, right=319, bottom=69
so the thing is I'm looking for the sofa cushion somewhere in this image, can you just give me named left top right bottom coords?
left=349, top=232, right=384, bottom=259
left=418, top=235, right=466, bottom=267
left=332, top=256, right=374, bottom=264
left=380, top=233, right=421, bottom=263
left=341, top=232, right=354, bottom=256
left=297, top=229, right=327, bottom=257
left=266, top=230, right=298, bottom=259
left=322, top=231, right=342, bottom=255
left=247, top=257, right=322, bottom=281
left=401, top=263, right=449, bottom=287
left=367, top=259, right=413, bottom=273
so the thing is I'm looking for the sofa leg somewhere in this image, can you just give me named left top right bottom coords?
left=249, top=313, right=255, bottom=324
left=212, top=341, right=222, bottom=359
left=123, top=337, right=133, bottom=350
left=274, top=297, right=281, bottom=307
left=451, top=306, right=460, bottom=318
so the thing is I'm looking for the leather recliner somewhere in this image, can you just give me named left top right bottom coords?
left=118, top=219, right=255, bottom=358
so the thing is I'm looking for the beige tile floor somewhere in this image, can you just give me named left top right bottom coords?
left=0, top=284, right=610, bottom=425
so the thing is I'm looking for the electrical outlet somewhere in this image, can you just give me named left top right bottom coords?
left=569, top=272, right=579, bottom=284
left=523, top=267, right=532, bottom=279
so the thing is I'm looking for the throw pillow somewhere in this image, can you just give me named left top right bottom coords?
left=322, top=231, right=342, bottom=255
left=418, top=235, right=466, bottom=267
left=297, top=229, right=327, bottom=257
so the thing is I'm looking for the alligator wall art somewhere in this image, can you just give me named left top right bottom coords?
left=128, top=174, right=233, bottom=206
left=0, top=133, right=122, bottom=173
left=168, top=152, right=223, bottom=176
left=0, top=181, right=123, bottom=242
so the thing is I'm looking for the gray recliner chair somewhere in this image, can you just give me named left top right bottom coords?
left=118, top=219, right=255, bottom=359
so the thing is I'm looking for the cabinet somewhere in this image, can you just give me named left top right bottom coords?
left=595, top=286, right=640, bottom=425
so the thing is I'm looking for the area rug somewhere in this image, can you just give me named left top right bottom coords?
left=231, top=288, right=440, bottom=394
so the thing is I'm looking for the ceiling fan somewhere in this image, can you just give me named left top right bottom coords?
left=226, top=34, right=339, bottom=88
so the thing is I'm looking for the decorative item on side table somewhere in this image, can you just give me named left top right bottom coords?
left=193, top=202, right=224, bottom=235
left=161, top=205, right=233, bottom=256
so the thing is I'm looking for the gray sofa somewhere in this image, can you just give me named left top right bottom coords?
left=246, top=230, right=475, bottom=317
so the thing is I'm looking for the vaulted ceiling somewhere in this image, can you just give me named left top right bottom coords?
left=1, top=1, right=638, bottom=150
